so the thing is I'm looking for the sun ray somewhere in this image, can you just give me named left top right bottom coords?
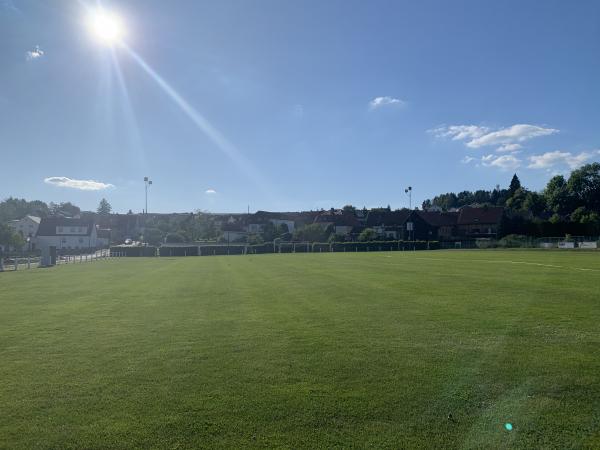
left=121, top=43, right=271, bottom=195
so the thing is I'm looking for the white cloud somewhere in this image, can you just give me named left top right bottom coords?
left=497, top=143, right=522, bottom=152
left=369, top=96, right=405, bottom=110
left=467, top=124, right=558, bottom=149
left=26, top=45, right=44, bottom=61
left=205, top=189, right=217, bottom=194
left=429, top=125, right=490, bottom=141
left=461, top=156, right=476, bottom=164
left=527, top=151, right=593, bottom=170
left=44, top=177, right=114, bottom=191
left=431, top=123, right=558, bottom=152
left=481, top=154, right=521, bottom=171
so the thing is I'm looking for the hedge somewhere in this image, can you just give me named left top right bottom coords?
left=110, top=246, right=157, bottom=257
left=198, top=245, right=245, bottom=256
left=159, top=246, right=199, bottom=257
left=132, top=241, right=441, bottom=257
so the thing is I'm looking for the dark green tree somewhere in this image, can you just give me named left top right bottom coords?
left=509, top=174, right=521, bottom=195
left=97, top=198, right=112, bottom=215
left=567, top=163, right=600, bottom=211
left=544, top=175, right=573, bottom=215
left=358, top=228, right=378, bottom=242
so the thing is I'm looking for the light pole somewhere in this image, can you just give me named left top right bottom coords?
left=144, top=177, right=152, bottom=214
left=404, top=186, right=412, bottom=210
left=405, top=186, right=413, bottom=244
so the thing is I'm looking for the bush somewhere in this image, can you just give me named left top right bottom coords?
left=159, top=246, right=199, bottom=256
left=110, top=246, right=157, bottom=257
left=497, top=234, right=529, bottom=248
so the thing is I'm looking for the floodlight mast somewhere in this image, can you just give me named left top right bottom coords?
left=404, top=186, right=412, bottom=210
left=405, top=186, right=413, bottom=243
left=144, top=177, right=152, bottom=214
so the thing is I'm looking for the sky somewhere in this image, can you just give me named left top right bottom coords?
left=1, top=0, right=599, bottom=213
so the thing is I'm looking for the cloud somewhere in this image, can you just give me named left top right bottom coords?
left=369, top=96, right=405, bottom=110
left=497, top=143, right=522, bottom=153
left=26, top=45, right=44, bottom=61
left=44, top=177, right=114, bottom=191
left=527, top=151, right=593, bottom=170
left=461, top=156, right=476, bottom=164
left=205, top=189, right=217, bottom=194
left=1, top=0, right=20, bottom=13
left=481, top=154, right=521, bottom=171
left=431, top=123, right=558, bottom=152
left=467, top=124, right=558, bottom=149
left=429, top=125, right=490, bottom=141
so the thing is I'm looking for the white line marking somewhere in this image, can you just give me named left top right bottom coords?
left=409, top=257, right=600, bottom=272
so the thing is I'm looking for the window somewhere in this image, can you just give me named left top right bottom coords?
left=58, top=227, right=63, bottom=233
left=79, top=238, right=84, bottom=243
left=61, top=237, right=67, bottom=243
left=70, top=227, right=76, bottom=232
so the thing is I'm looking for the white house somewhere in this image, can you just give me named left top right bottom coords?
left=269, top=218, right=295, bottom=233
left=36, top=218, right=101, bottom=251
left=9, top=215, right=41, bottom=239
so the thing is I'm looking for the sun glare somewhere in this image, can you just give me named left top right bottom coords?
left=88, top=9, right=124, bottom=44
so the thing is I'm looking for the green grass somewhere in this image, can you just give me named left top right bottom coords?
left=1, top=250, right=599, bottom=449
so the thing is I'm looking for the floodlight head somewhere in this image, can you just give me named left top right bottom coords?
left=144, top=176, right=148, bottom=182
left=149, top=180, right=153, bottom=185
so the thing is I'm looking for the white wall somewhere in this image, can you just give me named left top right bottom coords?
left=37, top=228, right=99, bottom=250
left=8, top=216, right=40, bottom=239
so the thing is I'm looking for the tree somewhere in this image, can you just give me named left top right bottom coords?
left=97, top=198, right=112, bottom=215
left=49, top=202, right=80, bottom=217
left=430, top=192, right=458, bottom=210
left=293, top=224, right=330, bottom=242
left=342, top=205, right=356, bottom=214
left=165, top=232, right=185, bottom=243
left=505, top=187, right=528, bottom=212
left=143, top=227, right=164, bottom=245
left=358, top=228, right=378, bottom=242
left=509, top=174, right=521, bottom=195
left=472, top=190, right=492, bottom=205
left=0, top=197, right=49, bottom=222
left=522, top=191, right=546, bottom=217
left=567, top=163, right=600, bottom=211
left=544, top=175, right=573, bottom=215
left=247, top=233, right=264, bottom=245
left=0, top=223, right=23, bottom=252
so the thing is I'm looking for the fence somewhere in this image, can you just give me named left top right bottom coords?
left=439, top=236, right=600, bottom=250
left=0, top=249, right=111, bottom=272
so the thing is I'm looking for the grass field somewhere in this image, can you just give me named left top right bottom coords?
left=1, top=250, right=599, bottom=449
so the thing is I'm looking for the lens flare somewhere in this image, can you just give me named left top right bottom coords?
left=88, top=9, right=124, bottom=44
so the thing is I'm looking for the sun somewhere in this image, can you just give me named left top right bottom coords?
left=88, top=9, right=125, bottom=44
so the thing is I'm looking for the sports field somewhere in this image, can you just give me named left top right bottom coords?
left=1, top=250, right=599, bottom=449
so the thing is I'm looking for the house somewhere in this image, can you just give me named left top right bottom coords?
left=36, top=217, right=100, bottom=251
left=456, top=206, right=504, bottom=238
left=8, top=215, right=41, bottom=247
left=416, top=211, right=459, bottom=240
left=365, top=210, right=411, bottom=239
left=221, top=223, right=248, bottom=242
left=96, top=228, right=111, bottom=247
left=314, top=209, right=361, bottom=236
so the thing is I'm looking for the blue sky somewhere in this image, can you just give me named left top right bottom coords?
left=1, top=0, right=599, bottom=213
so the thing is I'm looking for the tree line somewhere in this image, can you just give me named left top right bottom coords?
left=422, top=163, right=600, bottom=236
